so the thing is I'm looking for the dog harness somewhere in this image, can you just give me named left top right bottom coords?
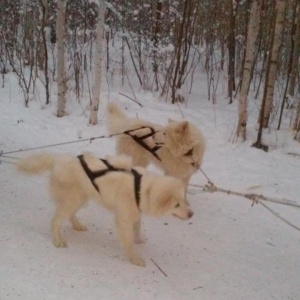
left=77, top=155, right=142, bottom=208
left=124, top=126, right=197, bottom=168
left=124, top=127, right=162, bottom=161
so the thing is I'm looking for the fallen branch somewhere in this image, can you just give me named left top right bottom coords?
left=190, top=183, right=300, bottom=232
left=259, top=202, right=300, bottom=232
left=190, top=183, right=300, bottom=209
left=119, top=92, right=143, bottom=107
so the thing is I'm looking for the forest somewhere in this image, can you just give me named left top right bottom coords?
left=1, top=1, right=300, bottom=298
left=1, top=0, right=299, bottom=148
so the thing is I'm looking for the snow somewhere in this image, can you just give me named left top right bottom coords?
left=1, top=73, right=300, bottom=300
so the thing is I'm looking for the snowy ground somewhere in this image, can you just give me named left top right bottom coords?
left=1, top=73, right=300, bottom=300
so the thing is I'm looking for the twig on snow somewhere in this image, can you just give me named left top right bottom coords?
left=259, top=202, right=300, bottom=232
left=150, top=258, right=168, bottom=277
left=119, top=92, right=143, bottom=107
left=287, top=152, right=300, bottom=157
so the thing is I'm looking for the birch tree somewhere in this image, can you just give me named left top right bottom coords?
left=227, top=0, right=237, bottom=104
left=39, top=0, right=50, bottom=105
left=261, top=0, right=287, bottom=128
left=237, top=0, right=261, bottom=140
left=253, top=0, right=287, bottom=150
left=56, top=0, right=67, bottom=117
left=292, top=6, right=300, bottom=137
left=89, top=0, right=105, bottom=125
left=294, top=94, right=300, bottom=138
left=288, top=3, right=300, bottom=98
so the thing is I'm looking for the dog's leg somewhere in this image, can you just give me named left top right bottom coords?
left=64, top=189, right=87, bottom=231
left=183, top=176, right=191, bottom=206
left=133, top=218, right=146, bottom=244
left=52, top=210, right=67, bottom=248
left=52, top=191, right=87, bottom=247
left=70, top=215, right=88, bottom=232
left=116, top=216, right=146, bottom=267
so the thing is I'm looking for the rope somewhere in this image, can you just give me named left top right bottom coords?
left=0, top=127, right=157, bottom=157
left=0, top=133, right=120, bottom=156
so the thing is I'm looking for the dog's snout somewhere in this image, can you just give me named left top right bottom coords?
left=188, top=210, right=194, bottom=218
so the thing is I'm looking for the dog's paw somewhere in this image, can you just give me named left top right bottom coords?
left=130, top=256, right=146, bottom=267
left=73, top=224, right=88, bottom=231
left=53, top=239, right=67, bottom=248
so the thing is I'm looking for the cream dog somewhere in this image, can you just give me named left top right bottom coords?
left=107, top=103, right=205, bottom=190
left=16, top=152, right=193, bottom=267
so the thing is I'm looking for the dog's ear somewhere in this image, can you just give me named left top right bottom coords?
left=176, top=121, right=189, bottom=134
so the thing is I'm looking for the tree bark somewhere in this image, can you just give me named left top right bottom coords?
left=237, top=0, right=261, bottom=140
left=89, top=0, right=105, bottom=125
left=56, top=0, right=67, bottom=117
left=288, top=3, right=300, bottom=98
left=227, top=0, right=237, bottom=104
left=39, top=0, right=50, bottom=105
left=261, top=0, right=287, bottom=128
left=293, top=95, right=300, bottom=132
left=152, top=0, right=162, bottom=92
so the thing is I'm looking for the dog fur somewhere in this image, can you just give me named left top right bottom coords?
left=16, top=152, right=193, bottom=267
left=106, top=103, right=205, bottom=189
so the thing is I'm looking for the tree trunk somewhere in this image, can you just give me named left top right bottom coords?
left=152, top=0, right=162, bottom=92
left=253, top=0, right=287, bottom=150
left=237, top=0, right=261, bottom=140
left=288, top=3, right=300, bottom=98
left=261, top=0, right=287, bottom=128
left=56, top=0, right=67, bottom=117
left=89, top=0, right=105, bottom=125
left=39, top=0, right=50, bottom=105
left=277, top=2, right=298, bottom=130
left=170, top=0, right=188, bottom=103
left=294, top=94, right=300, bottom=141
left=227, top=0, right=237, bottom=104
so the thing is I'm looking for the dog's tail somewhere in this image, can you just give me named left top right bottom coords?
left=106, top=103, right=126, bottom=134
left=16, top=152, right=55, bottom=175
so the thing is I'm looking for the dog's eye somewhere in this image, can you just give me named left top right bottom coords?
left=163, top=132, right=167, bottom=136
left=175, top=203, right=180, bottom=208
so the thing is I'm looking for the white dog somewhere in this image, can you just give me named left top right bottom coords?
left=107, top=103, right=205, bottom=191
left=16, top=152, right=193, bottom=267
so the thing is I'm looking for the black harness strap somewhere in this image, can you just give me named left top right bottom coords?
left=77, top=155, right=142, bottom=208
left=130, top=169, right=142, bottom=207
left=124, top=127, right=162, bottom=161
left=78, top=155, right=101, bottom=192
left=123, top=127, right=197, bottom=169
